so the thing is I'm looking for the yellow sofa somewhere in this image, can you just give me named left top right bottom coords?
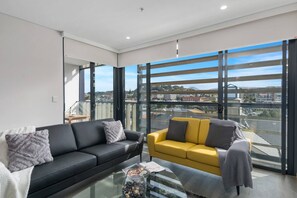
left=147, top=117, right=222, bottom=176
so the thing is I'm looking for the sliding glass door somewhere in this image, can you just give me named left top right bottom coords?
left=73, top=64, right=114, bottom=122
left=224, top=42, right=287, bottom=170
left=137, top=64, right=148, bottom=133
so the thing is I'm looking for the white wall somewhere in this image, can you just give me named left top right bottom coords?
left=0, top=13, right=63, bottom=130
left=64, top=63, right=79, bottom=112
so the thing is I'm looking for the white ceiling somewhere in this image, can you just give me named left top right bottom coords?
left=0, top=0, right=297, bottom=52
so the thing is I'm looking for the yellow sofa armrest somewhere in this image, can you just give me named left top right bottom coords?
left=147, top=128, right=168, bottom=155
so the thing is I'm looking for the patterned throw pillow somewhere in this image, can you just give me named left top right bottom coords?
left=5, top=129, right=53, bottom=172
left=0, top=126, right=36, bottom=167
left=102, top=121, right=126, bottom=144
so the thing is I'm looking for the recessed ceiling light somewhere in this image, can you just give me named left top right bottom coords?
left=126, top=36, right=131, bottom=40
left=220, top=5, right=228, bottom=10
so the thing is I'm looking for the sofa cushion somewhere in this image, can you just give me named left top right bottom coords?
left=71, top=118, right=114, bottom=149
left=155, top=140, right=196, bottom=158
left=172, top=117, right=200, bottom=144
left=205, top=122, right=235, bottom=150
left=187, top=145, right=219, bottom=167
left=29, top=151, right=97, bottom=193
left=37, top=124, right=77, bottom=157
left=166, top=119, right=188, bottom=142
left=80, top=140, right=138, bottom=164
left=102, top=120, right=126, bottom=144
left=198, top=119, right=210, bottom=145
left=6, top=130, right=53, bottom=172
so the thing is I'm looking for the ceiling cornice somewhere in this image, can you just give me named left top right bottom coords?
left=61, top=3, right=297, bottom=54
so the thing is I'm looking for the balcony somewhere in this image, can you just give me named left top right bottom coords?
left=65, top=101, right=137, bottom=131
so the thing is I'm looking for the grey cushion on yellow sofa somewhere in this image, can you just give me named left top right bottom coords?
left=205, top=122, right=235, bottom=150
left=166, top=119, right=188, bottom=142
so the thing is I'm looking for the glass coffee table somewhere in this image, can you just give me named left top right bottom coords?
left=73, top=164, right=187, bottom=198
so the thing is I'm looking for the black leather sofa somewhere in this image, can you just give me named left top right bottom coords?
left=28, top=118, right=144, bottom=198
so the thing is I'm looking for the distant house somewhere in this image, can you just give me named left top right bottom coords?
left=164, top=94, right=177, bottom=101
left=181, top=96, right=200, bottom=102
left=256, top=93, right=281, bottom=103
left=151, top=94, right=164, bottom=100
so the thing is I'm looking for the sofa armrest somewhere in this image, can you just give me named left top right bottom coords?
left=228, top=139, right=251, bottom=154
left=147, top=128, right=168, bottom=155
left=124, top=129, right=144, bottom=143
left=246, top=138, right=252, bottom=153
left=147, top=128, right=168, bottom=144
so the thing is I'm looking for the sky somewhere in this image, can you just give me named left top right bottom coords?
left=84, top=41, right=283, bottom=92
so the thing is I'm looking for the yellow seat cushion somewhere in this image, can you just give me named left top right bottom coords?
left=172, top=117, right=200, bottom=144
left=187, top=145, right=220, bottom=167
left=155, top=140, right=196, bottom=158
left=198, top=119, right=210, bottom=144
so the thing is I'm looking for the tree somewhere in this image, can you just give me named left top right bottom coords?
left=260, top=110, right=271, bottom=117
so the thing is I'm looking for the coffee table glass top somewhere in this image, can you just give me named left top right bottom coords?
left=73, top=164, right=187, bottom=198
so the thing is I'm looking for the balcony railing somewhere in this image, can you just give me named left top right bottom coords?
left=65, top=101, right=137, bottom=131
left=125, top=102, right=137, bottom=131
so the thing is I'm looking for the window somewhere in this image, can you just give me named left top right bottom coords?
left=94, top=65, right=114, bottom=120
left=124, top=65, right=138, bottom=131
left=149, top=52, right=220, bottom=131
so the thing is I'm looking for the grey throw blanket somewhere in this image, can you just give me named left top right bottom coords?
left=212, top=119, right=253, bottom=189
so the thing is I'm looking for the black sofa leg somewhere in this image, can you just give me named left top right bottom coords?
left=140, top=153, right=142, bottom=162
left=149, top=156, right=152, bottom=161
left=236, top=186, right=240, bottom=196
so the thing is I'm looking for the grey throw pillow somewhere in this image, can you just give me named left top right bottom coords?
left=5, top=130, right=53, bottom=172
left=205, top=122, right=236, bottom=150
left=102, top=121, right=126, bottom=144
left=166, top=119, right=188, bottom=142
left=210, top=118, right=244, bottom=140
